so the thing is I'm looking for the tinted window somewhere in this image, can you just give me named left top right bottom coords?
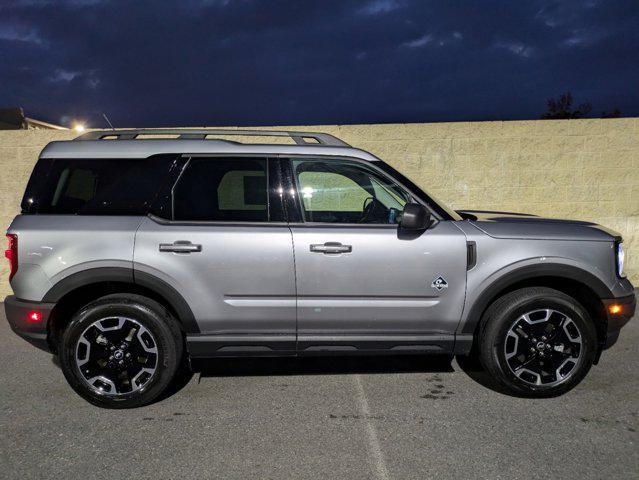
left=173, top=158, right=268, bottom=222
left=292, top=159, right=409, bottom=224
left=32, top=157, right=174, bottom=215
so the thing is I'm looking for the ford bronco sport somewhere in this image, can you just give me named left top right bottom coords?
left=4, top=129, right=636, bottom=408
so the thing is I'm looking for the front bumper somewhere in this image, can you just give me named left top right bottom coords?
left=602, top=292, right=636, bottom=349
left=4, top=295, right=55, bottom=352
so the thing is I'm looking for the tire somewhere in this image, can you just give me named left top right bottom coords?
left=59, top=294, right=183, bottom=408
left=478, top=287, right=597, bottom=397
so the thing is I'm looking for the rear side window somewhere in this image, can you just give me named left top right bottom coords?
left=24, top=157, right=175, bottom=215
left=173, top=158, right=268, bottom=222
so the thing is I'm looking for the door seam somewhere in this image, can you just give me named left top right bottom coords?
left=289, top=225, right=299, bottom=353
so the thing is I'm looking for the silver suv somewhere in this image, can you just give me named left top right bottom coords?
left=4, top=129, right=635, bottom=408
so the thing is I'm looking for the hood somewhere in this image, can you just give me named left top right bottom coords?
left=456, top=209, right=621, bottom=242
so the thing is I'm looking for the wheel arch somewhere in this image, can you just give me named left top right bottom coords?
left=460, top=264, right=611, bottom=352
left=44, top=267, right=198, bottom=352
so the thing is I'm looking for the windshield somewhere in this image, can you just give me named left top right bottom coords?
left=375, top=161, right=463, bottom=221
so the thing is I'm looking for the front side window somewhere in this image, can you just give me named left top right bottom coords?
left=292, top=159, right=409, bottom=224
left=173, top=158, right=268, bottom=222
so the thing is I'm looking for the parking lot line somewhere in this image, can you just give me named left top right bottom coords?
left=354, top=374, right=391, bottom=480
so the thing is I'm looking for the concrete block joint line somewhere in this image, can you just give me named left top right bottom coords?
left=0, top=117, right=638, bottom=298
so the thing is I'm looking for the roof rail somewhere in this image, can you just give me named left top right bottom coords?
left=74, top=129, right=350, bottom=147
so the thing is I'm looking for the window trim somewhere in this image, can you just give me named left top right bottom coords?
left=147, top=213, right=290, bottom=228
left=281, top=154, right=442, bottom=228
left=170, top=157, right=191, bottom=221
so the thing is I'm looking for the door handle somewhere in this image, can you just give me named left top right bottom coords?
left=310, top=242, right=352, bottom=254
left=159, top=241, right=202, bottom=253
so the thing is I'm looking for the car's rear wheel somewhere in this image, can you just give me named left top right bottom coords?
left=59, top=294, right=183, bottom=408
left=479, top=287, right=597, bottom=397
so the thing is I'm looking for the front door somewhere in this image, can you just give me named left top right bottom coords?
left=285, top=157, right=467, bottom=354
left=134, top=156, right=296, bottom=355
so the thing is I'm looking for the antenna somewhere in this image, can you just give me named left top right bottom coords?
left=102, top=113, right=115, bottom=130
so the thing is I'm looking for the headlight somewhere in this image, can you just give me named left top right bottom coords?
left=617, top=243, right=625, bottom=278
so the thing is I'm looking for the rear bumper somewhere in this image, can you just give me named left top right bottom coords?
left=602, top=292, right=636, bottom=349
left=4, top=295, right=55, bottom=352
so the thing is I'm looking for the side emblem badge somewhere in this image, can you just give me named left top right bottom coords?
left=431, top=276, right=448, bottom=291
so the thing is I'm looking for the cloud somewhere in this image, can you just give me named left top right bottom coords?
left=562, top=29, right=604, bottom=48
left=359, top=0, right=400, bottom=15
left=563, top=35, right=588, bottom=47
left=495, top=41, right=534, bottom=58
left=47, top=68, right=100, bottom=89
left=402, top=33, right=432, bottom=48
left=0, top=24, right=44, bottom=44
left=198, top=0, right=232, bottom=5
left=49, top=69, right=79, bottom=82
left=10, top=0, right=105, bottom=6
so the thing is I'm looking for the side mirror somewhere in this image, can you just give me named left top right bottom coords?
left=400, top=203, right=433, bottom=230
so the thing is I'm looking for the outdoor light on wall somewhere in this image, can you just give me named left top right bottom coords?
left=73, top=123, right=85, bottom=132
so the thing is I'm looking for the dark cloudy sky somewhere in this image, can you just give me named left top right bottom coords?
left=1, top=0, right=638, bottom=128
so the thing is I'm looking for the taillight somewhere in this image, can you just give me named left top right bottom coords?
left=5, top=234, right=17, bottom=280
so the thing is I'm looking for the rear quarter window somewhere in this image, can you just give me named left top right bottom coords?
left=23, top=156, right=177, bottom=215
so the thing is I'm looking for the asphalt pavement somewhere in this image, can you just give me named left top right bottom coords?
left=1, top=305, right=637, bottom=479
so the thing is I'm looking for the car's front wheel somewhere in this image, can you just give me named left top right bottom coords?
left=479, top=287, right=597, bottom=397
left=59, top=294, right=183, bottom=408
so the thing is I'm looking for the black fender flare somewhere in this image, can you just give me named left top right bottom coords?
left=459, top=263, right=613, bottom=335
left=42, top=267, right=199, bottom=333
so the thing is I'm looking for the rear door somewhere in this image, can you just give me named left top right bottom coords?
left=134, top=156, right=297, bottom=355
left=284, top=157, right=468, bottom=354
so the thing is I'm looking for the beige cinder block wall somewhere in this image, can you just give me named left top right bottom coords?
left=0, top=118, right=637, bottom=299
